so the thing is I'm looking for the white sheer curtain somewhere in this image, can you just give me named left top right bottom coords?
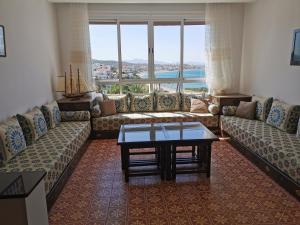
left=56, top=3, right=94, bottom=93
left=205, top=3, right=234, bottom=94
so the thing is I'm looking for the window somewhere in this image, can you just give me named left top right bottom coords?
left=121, top=23, right=149, bottom=80
left=90, top=20, right=207, bottom=94
left=154, top=22, right=180, bottom=79
left=90, top=24, right=119, bottom=81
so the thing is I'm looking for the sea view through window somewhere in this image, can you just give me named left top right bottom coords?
left=89, top=21, right=207, bottom=94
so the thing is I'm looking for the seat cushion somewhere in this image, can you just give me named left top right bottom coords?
left=93, top=112, right=218, bottom=131
left=0, top=121, right=91, bottom=194
left=221, top=115, right=300, bottom=184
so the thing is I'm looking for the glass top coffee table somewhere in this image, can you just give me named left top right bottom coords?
left=117, top=122, right=218, bottom=182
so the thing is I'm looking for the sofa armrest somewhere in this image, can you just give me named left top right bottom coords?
left=61, top=111, right=91, bottom=122
left=208, top=104, right=220, bottom=115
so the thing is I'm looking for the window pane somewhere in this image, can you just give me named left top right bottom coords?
left=122, top=84, right=150, bottom=94
left=154, top=24, right=180, bottom=79
left=154, top=83, right=179, bottom=93
left=97, top=83, right=120, bottom=94
left=89, top=24, right=119, bottom=81
left=121, top=24, right=148, bottom=79
left=183, top=83, right=208, bottom=94
left=183, top=25, right=206, bottom=79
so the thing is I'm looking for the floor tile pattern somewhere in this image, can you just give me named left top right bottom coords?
left=49, top=139, right=300, bottom=225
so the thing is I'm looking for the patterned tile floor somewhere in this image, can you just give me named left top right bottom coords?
left=49, top=139, right=300, bottom=225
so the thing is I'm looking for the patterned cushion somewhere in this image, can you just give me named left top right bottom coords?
left=266, top=100, right=300, bottom=133
left=0, top=121, right=91, bottom=194
left=17, top=108, right=48, bottom=145
left=221, top=116, right=300, bottom=184
left=105, top=95, right=129, bottom=113
left=41, top=101, right=61, bottom=129
left=61, top=111, right=91, bottom=122
left=91, top=104, right=101, bottom=118
left=222, top=106, right=237, bottom=116
left=156, top=92, right=181, bottom=112
left=208, top=104, right=220, bottom=115
left=181, top=93, right=207, bottom=112
left=0, top=117, right=27, bottom=166
left=252, top=96, right=273, bottom=121
left=93, top=112, right=218, bottom=131
left=130, top=94, right=154, bottom=112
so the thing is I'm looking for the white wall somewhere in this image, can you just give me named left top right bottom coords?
left=0, top=0, right=60, bottom=121
left=240, top=0, right=300, bottom=104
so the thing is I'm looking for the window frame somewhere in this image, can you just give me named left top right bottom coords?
left=90, top=19, right=206, bottom=94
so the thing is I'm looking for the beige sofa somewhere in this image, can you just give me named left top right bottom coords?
left=92, top=92, right=219, bottom=134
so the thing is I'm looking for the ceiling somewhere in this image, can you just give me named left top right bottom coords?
left=49, top=0, right=255, bottom=3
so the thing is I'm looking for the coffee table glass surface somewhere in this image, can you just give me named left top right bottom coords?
left=118, top=122, right=218, bottom=144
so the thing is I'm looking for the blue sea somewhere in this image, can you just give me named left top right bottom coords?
left=154, top=69, right=207, bottom=90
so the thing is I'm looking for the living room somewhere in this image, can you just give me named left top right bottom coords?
left=0, top=0, right=299, bottom=225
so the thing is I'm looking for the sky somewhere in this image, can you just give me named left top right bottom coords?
left=89, top=24, right=206, bottom=64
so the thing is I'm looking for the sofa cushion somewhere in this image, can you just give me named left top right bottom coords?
left=156, top=92, right=180, bottom=112
left=181, top=93, right=207, bottom=112
left=252, top=96, right=273, bottom=121
left=190, top=98, right=209, bottom=113
left=130, top=93, right=154, bottom=112
left=17, top=108, right=48, bottom=145
left=0, top=117, right=27, bottom=166
left=93, top=112, right=218, bottom=131
left=61, top=111, right=91, bottom=121
left=100, top=100, right=117, bottom=116
left=0, top=121, right=91, bottom=194
left=91, top=104, right=101, bottom=118
left=266, top=100, right=300, bottom=133
left=221, top=116, right=300, bottom=184
left=105, top=94, right=129, bottom=113
left=222, top=106, right=237, bottom=116
left=235, top=101, right=256, bottom=120
left=41, top=101, right=61, bottom=129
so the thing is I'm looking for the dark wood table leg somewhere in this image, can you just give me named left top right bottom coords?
left=122, top=146, right=129, bottom=182
left=121, top=146, right=125, bottom=170
left=165, top=145, right=172, bottom=180
left=192, top=145, right=196, bottom=158
left=160, top=146, right=165, bottom=180
left=171, top=145, right=176, bottom=179
left=207, top=144, right=212, bottom=178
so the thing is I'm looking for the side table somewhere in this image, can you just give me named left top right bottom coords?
left=0, top=171, right=48, bottom=225
left=56, top=96, right=95, bottom=112
left=212, top=93, right=252, bottom=114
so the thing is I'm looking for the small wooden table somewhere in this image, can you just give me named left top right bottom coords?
left=57, top=96, right=95, bottom=112
left=212, top=93, right=252, bottom=114
left=117, top=122, right=219, bottom=182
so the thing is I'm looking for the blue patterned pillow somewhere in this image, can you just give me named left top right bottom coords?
left=0, top=117, right=27, bottom=166
left=130, top=93, right=154, bottom=112
left=266, top=100, right=300, bottom=134
left=252, top=96, right=273, bottom=121
left=41, top=101, right=61, bottom=129
left=17, top=107, right=48, bottom=145
left=156, top=92, right=181, bottom=112
left=105, top=94, right=129, bottom=113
